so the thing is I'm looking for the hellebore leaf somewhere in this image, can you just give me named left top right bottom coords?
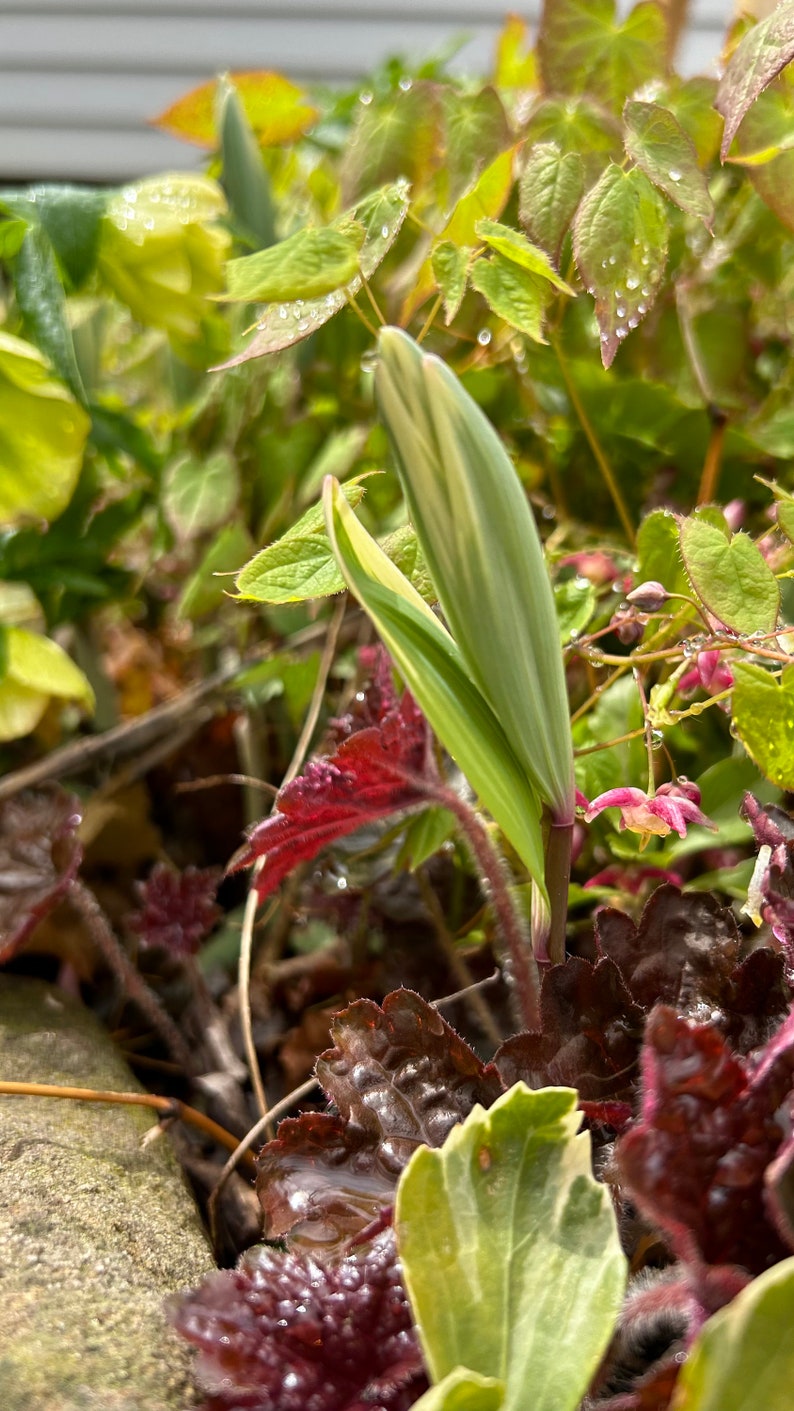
left=0, top=330, right=90, bottom=528
left=257, top=988, right=503, bottom=1252
left=395, top=1083, right=627, bottom=1411
left=0, top=786, right=83, bottom=962
left=716, top=1, right=794, bottom=160
left=673, top=1256, right=794, bottom=1411
left=324, top=477, right=548, bottom=892
left=679, top=516, right=780, bottom=636
left=172, top=1230, right=427, bottom=1411
left=374, top=327, right=574, bottom=823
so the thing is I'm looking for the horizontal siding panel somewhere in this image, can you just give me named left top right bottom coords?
left=0, top=125, right=199, bottom=181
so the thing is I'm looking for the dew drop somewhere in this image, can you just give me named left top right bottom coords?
left=626, top=273, right=639, bottom=290
left=477, top=328, right=492, bottom=346
left=398, top=76, right=413, bottom=91
left=637, top=301, right=647, bottom=315
left=542, top=504, right=557, bottom=520
left=640, top=253, right=650, bottom=267
left=337, top=876, right=348, bottom=890
left=668, top=168, right=682, bottom=183
left=615, top=325, right=628, bottom=339
left=380, top=224, right=390, bottom=238
left=616, top=304, right=626, bottom=318
left=641, top=285, right=650, bottom=297
left=628, top=315, right=638, bottom=329
left=359, top=90, right=373, bottom=105
left=608, top=254, right=617, bottom=266
left=360, top=349, right=378, bottom=373
left=601, top=258, right=609, bottom=269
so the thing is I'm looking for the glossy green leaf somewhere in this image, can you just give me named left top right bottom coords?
left=537, top=0, right=667, bottom=114
left=475, top=219, right=575, bottom=293
left=0, top=218, right=28, bottom=259
left=162, top=450, right=240, bottom=543
left=716, top=0, right=794, bottom=160
left=518, top=144, right=584, bottom=263
left=0, top=331, right=90, bottom=527
left=12, top=224, right=86, bottom=400
left=374, top=327, right=575, bottom=821
left=673, top=1256, right=794, bottom=1411
left=339, top=82, right=444, bottom=201
left=224, top=225, right=364, bottom=303
left=470, top=253, right=551, bottom=342
left=0, top=625, right=94, bottom=741
left=635, top=509, right=690, bottom=596
left=731, top=664, right=794, bottom=792
left=222, top=181, right=410, bottom=365
left=324, top=478, right=548, bottom=892
left=623, top=100, right=714, bottom=227
left=733, top=84, right=794, bottom=230
left=411, top=1368, right=504, bottom=1411
left=554, top=577, right=596, bottom=643
left=431, top=241, right=471, bottom=324
left=218, top=75, right=276, bottom=248
left=664, top=76, right=723, bottom=167
left=523, top=99, right=621, bottom=180
left=573, top=163, right=669, bottom=368
left=27, top=183, right=107, bottom=289
left=236, top=483, right=365, bottom=604
left=679, top=516, right=780, bottom=635
left=440, top=87, right=513, bottom=205
left=395, top=1084, right=626, bottom=1411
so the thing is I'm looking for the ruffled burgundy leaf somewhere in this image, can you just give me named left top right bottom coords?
left=494, top=956, right=644, bottom=1105
left=127, top=861, right=222, bottom=956
left=257, top=988, right=503, bottom=1252
left=228, top=684, right=434, bottom=903
left=0, top=785, right=82, bottom=961
left=173, top=1229, right=427, bottom=1411
left=615, top=1005, right=794, bottom=1274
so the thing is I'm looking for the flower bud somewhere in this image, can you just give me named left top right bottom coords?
left=626, top=580, right=669, bottom=612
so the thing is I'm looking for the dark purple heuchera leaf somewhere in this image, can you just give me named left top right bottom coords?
left=0, top=785, right=82, bottom=961
left=595, top=882, right=790, bottom=1051
left=172, top=1229, right=427, bottom=1411
left=126, top=861, right=222, bottom=956
left=494, top=957, right=644, bottom=1107
left=257, top=988, right=504, bottom=1251
left=742, top=793, right=794, bottom=971
left=228, top=657, right=435, bottom=903
left=615, top=1005, right=794, bottom=1276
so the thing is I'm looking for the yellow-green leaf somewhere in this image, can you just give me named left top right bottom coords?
left=0, top=331, right=90, bottom=528
left=152, top=70, right=318, bottom=148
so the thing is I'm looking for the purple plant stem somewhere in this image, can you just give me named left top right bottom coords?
left=544, top=820, right=573, bottom=966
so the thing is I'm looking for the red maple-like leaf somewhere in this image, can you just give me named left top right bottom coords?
left=228, top=655, right=436, bottom=903
left=0, top=786, right=83, bottom=962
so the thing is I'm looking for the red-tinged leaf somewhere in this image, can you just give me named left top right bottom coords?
left=615, top=1005, right=794, bottom=1274
left=494, top=956, right=643, bottom=1104
left=126, top=861, right=221, bottom=956
left=172, top=1229, right=427, bottom=1411
left=0, top=786, right=82, bottom=961
left=257, top=989, right=504, bottom=1252
left=228, top=685, right=433, bottom=902
left=573, top=163, right=669, bottom=368
left=537, top=0, right=668, bottom=115
left=623, top=100, right=714, bottom=228
left=716, top=1, right=794, bottom=161
left=152, top=70, right=317, bottom=148
left=519, top=142, right=585, bottom=264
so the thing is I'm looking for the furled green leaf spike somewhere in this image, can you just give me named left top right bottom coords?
left=374, top=327, right=575, bottom=824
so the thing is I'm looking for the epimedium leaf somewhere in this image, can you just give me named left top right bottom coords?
left=635, top=508, right=691, bottom=597
left=623, top=99, right=714, bottom=228
left=379, top=523, right=435, bottom=603
left=235, top=482, right=365, bottom=603
left=324, top=477, right=548, bottom=893
left=518, top=143, right=585, bottom=264
left=573, top=163, right=669, bottom=368
left=716, top=0, right=794, bottom=161
left=220, top=180, right=410, bottom=365
left=474, top=218, right=576, bottom=293
left=172, top=1231, right=427, bottom=1411
left=411, top=1368, right=504, bottom=1411
left=494, top=12, right=536, bottom=89
left=431, top=241, right=472, bottom=324
left=732, top=664, right=794, bottom=792
left=152, top=69, right=318, bottom=148
left=162, top=449, right=239, bottom=543
left=373, top=328, right=575, bottom=824
left=440, top=87, right=513, bottom=207
left=176, top=520, right=252, bottom=620
left=395, top=1083, right=627, bottom=1411
left=537, top=0, right=668, bottom=115
left=223, top=224, right=365, bottom=303
left=524, top=98, right=622, bottom=180
left=674, top=1256, right=794, bottom=1411
left=732, top=83, right=794, bottom=231
left=469, top=251, right=553, bottom=343
left=678, top=515, right=780, bottom=635
left=554, top=577, right=595, bottom=643
left=0, top=786, right=83, bottom=962
left=340, top=81, right=444, bottom=203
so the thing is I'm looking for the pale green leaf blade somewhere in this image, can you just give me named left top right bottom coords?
left=573, top=163, right=669, bottom=368
left=236, top=483, right=365, bottom=603
left=470, top=253, right=551, bottom=342
left=475, top=218, right=576, bottom=292
left=673, top=1255, right=794, bottom=1411
left=716, top=0, right=794, bottom=160
left=162, top=450, right=240, bottom=543
left=731, top=663, right=794, bottom=792
left=518, top=143, right=584, bottom=263
left=0, top=331, right=90, bottom=528
left=679, top=516, right=780, bottom=635
left=223, top=225, right=364, bottom=303
left=395, top=1084, right=627, bottom=1411
left=5, top=627, right=94, bottom=708
left=324, top=478, right=548, bottom=891
left=537, top=0, right=667, bottom=114
left=375, top=327, right=575, bottom=820
left=411, top=1367, right=504, bottom=1411
left=623, top=99, right=714, bottom=227
left=431, top=241, right=471, bottom=325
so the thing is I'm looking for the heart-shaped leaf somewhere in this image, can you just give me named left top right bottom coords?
left=679, top=516, right=780, bottom=635
left=732, top=664, right=794, bottom=792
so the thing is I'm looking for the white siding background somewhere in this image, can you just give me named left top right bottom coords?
left=0, top=1, right=740, bottom=182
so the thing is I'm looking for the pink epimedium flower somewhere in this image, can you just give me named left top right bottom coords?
left=584, top=779, right=717, bottom=850
left=679, top=648, right=734, bottom=699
